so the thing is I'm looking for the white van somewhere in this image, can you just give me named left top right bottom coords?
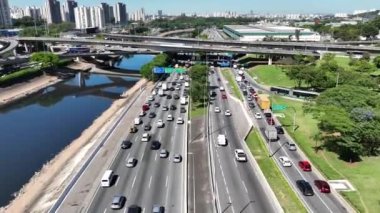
left=101, top=170, right=114, bottom=187
left=217, top=134, right=227, bottom=146
left=134, top=117, right=141, bottom=125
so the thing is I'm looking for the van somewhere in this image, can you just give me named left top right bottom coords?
left=101, top=170, right=114, bottom=187
left=217, top=134, right=227, bottom=146
left=134, top=118, right=141, bottom=125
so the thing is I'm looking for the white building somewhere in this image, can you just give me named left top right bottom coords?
left=334, top=13, right=348, bottom=18
left=10, top=6, right=24, bottom=19
left=25, top=6, right=42, bottom=19
left=90, top=6, right=105, bottom=29
left=74, top=6, right=90, bottom=29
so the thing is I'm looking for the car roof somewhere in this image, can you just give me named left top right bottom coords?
left=235, top=149, right=244, bottom=153
left=300, top=160, right=310, bottom=164
left=280, top=156, right=290, bottom=160
left=112, top=195, right=124, bottom=203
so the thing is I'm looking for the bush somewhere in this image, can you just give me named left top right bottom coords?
left=0, top=67, right=43, bottom=87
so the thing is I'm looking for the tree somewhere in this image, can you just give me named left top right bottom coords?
left=189, top=64, right=208, bottom=103
left=319, top=53, right=340, bottom=73
left=361, top=23, right=379, bottom=39
left=30, top=52, right=59, bottom=68
left=351, top=60, right=377, bottom=73
left=286, top=65, right=309, bottom=88
left=373, top=56, right=380, bottom=68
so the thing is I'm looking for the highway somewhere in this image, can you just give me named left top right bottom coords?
left=60, top=73, right=188, bottom=212
left=208, top=71, right=278, bottom=213
left=232, top=68, right=352, bottom=213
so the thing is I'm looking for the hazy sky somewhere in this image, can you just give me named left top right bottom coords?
left=9, top=0, right=380, bottom=14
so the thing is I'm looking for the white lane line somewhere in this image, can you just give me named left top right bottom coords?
left=123, top=207, right=127, bottom=213
left=234, top=160, right=238, bottom=168
left=242, top=181, right=248, bottom=193
left=131, top=175, right=137, bottom=190
left=103, top=208, right=107, bottom=213
left=155, top=153, right=158, bottom=161
left=142, top=207, right=145, bottom=213
left=165, top=175, right=169, bottom=187
left=192, top=155, right=196, bottom=213
left=114, top=176, right=119, bottom=187
left=148, top=175, right=153, bottom=189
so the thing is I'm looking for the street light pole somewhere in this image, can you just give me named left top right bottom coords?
left=291, top=107, right=297, bottom=132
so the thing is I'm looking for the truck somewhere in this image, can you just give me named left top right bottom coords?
left=162, top=83, right=168, bottom=91
left=265, top=126, right=278, bottom=141
left=217, top=134, right=227, bottom=146
left=257, top=94, right=270, bottom=110
left=180, top=97, right=187, bottom=105
left=158, top=89, right=164, bottom=96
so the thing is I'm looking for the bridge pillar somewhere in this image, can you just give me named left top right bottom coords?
left=268, top=55, right=273, bottom=65
left=24, top=43, right=29, bottom=53
left=109, top=60, right=113, bottom=67
left=78, top=72, right=86, bottom=88
left=75, top=57, right=80, bottom=62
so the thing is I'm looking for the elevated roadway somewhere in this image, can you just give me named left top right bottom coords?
left=0, top=39, right=18, bottom=56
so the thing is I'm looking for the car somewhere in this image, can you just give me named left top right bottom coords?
left=172, top=82, right=176, bottom=86
left=278, top=156, right=292, bottom=167
left=177, top=117, right=184, bottom=124
left=222, top=94, right=227, bottom=99
left=234, top=149, right=247, bottom=162
left=288, top=143, right=297, bottom=151
left=296, top=180, right=314, bottom=196
left=126, top=158, right=137, bottom=168
left=248, top=102, right=255, bottom=108
left=129, top=126, right=138, bottom=133
left=243, top=91, right=248, bottom=96
left=162, top=106, right=169, bottom=111
left=167, top=114, right=174, bottom=121
left=214, top=107, right=221, bottom=113
left=160, top=149, right=169, bottom=158
left=173, top=154, right=182, bottom=163
left=148, top=96, right=155, bottom=101
left=170, top=105, right=177, bottom=110
left=121, top=140, right=132, bottom=149
left=166, top=94, right=172, bottom=99
left=247, top=96, right=252, bottom=101
left=224, top=110, right=232, bottom=116
left=266, top=117, right=275, bottom=125
left=173, top=94, right=180, bottom=99
left=154, top=102, right=160, bottom=108
left=299, top=160, right=312, bottom=171
left=139, top=111, right=146, bottom=117
left=170, top=87, right=175, bottom=91
left=144, top=124, right=152, bottom=131
left=127, top=205, right=142, bottom=213
left=141, top=133, right=150, bottom=142
left=254, top=112, right=262, bottom=119
left=180, top=107, right=187, bottom=113
left=152, top=205, right=165, bottom=213
left=149, top=112, right=156, bottom=118
left=175, top=86, right=180, bottom=90
left=275, top=126, right=284, bottom=134
left=314, top=180, right=331, bottom=193
left=111, top=195, right=126, bottom=209
left=157, top=119, right=164, bottom=128
left=151, top=141, right=161, bottom=150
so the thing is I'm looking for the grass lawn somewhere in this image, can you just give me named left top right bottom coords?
left=270, top=95, right=380, bottom=213
left=190, top=102, right=206, bottom=119
left=248, top=65, right=299, bottom=88
left=246, top=130, right=307, bottom=213
left=220, top=69, right=243, bottom=100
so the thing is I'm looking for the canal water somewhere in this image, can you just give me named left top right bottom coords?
left=0, top=55, right=154, bottom=207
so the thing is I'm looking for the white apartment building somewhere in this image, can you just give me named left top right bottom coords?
left=75, top=6, right=105, bottom=30
left=90, top=6, right=105, bottom=29
left=0, top=0, right=12, bottom=27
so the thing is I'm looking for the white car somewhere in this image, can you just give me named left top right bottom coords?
left=234, top=149, right=247, bottom=162
left=148, top=96, right=154, bottom=101
left=175, top=86, right=180, bottom=90
left=254, top=112, right=262, bottom=119
left=167, top=114, right=174, bottom=121
left=224, top=110, right=231, bottom=116
left=247, top=96, right=252, bottom=101
left=162, top=106, right=169, bottom=111
left=177, top=117, right=184, bottom=124
left=141, top=133, right=150, bottom=142
left=126, top=158, right=137, bottom=168
left=214, top=107, right=221, bottom=113
left=173, top=154, right=182, bottom=163
left=139, top=111, right=146, bottom=117
left=157, top=119, right=164, bottom=128
left=160, top=149, right=168, bottom=158
left=279, top=156, right=292, bottom=167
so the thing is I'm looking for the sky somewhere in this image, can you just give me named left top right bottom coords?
left=9, top=0, right=380, bottom=15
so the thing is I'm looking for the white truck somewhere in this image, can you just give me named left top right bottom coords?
left=217, top=134, right=227, bottom=146
left=158, top=89, right=164, bottom=96
left=265, top=126, right=278, bottom=141
left=162, top=83, right=168, bottom=91
left=180, top=97, right=187, bottom=105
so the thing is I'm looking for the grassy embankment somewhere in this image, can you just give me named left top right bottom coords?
left=220, top=69, right=243, bottom=100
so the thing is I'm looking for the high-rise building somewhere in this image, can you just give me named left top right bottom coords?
left=158, top=10, right=163, bottom=19
left=74, top=6, right=90, bottom=29
left=0, top=0, right=12, bottom=27
left=114, top=2, right=127, bottom=25
left=109, top=6, right=115, bottom=23
left=25, top=6, right=42, bottom=20
left=61, top=5, right=68, bottom=22
left=65, top=0, right=77, bottom=23
left=45, top=0, right=62, bottom=24
left=10, top=6, right=24, bottom=19
left=101, top=3, right=111, bottom=24
left=90, top=6, right=105, bottom=29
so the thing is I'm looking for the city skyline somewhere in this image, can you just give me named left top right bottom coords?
left=8, top=0, right=380, bottom=14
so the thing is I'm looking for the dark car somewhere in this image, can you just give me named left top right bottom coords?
left=314, top=180, right=331, bottom=193
left=170, top=105, right=177, bottom=110
left=149, top=112, right=156, bottom=118
left=275, top=126, right=284, bottom=134
left=180, top=107, right=187, bottom=113
left=154, top=102, right=160, bottom=108
left=129, top=126, right=138, bottom=133
left=248, top=102, right=255, bottom=108
left=217, top=78, right=221, bottom=81
left=296, top=180, right=314, bottom=196
left=243, top=91, right=248, bottom=96
left=121, top=140, right=132, bottom=149
left=172, top=82, right=176, bottom=86
left=299, top=160, right=312, bottom=172
left=151, top=141, right=161, bottom=150
left=174, top=94, right=180, bottom=99
left=111, top=195, right=126, bottom=209
left=144, top=124, right=152, bottom=131
left=167, top=94, right=172, bottom=99
left=127, top=205, right=142, bottom=213
left=170, top=87, right=175, bottom=91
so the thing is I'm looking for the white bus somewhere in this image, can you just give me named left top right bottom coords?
left=101, top=170, right=114, bottom=187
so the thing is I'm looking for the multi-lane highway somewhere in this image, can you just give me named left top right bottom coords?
left=232, top=68, right=352, bottom=213
left=207, top=71, right=278, bottom=213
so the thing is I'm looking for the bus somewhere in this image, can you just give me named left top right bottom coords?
left=66, top=47, right=91, bottom=54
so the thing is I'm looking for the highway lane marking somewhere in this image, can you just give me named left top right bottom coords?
left=234, top=159, right=238, bottom=168
left=242, top=181, right=248, bottom=193
left=103, top=208, right=107, bottom=213
left=165, top=175, right=169, bottom=187
left=148, top=175, right=153, bottom=189
left=155, top=153, right=158, bottom=161
left=131, top=175, right=137, bottom=190
left=114, top=176, right=119, bottom=187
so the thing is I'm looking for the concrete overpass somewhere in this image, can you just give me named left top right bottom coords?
left=0, top=39, right=18, bottom=56
left=158, top=28, right=195, bottom=37
left=103, top=33, right=380, bottom=54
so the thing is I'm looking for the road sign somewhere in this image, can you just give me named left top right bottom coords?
left=153, top=67, right=165, bottom=74
left=272, top=104, right=287, bottom=111
left=154, top=67, right=187, bottom=74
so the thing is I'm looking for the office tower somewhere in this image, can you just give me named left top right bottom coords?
left=101, top=3, right=111, bottom=24
left=45, top=0, right=62, bottom=24
left=74, top=6, right=90, bottom=29
left=65, top=0, right=77, bottom=23
left=109, top=6, right=115, bottom=23
left=61, top=5, right=68, bottom=22
left=114, top=2, right=127, bottom=25
left=10, top=7, right=24, bottom=19
left=0, top=0, right=12, bottom=27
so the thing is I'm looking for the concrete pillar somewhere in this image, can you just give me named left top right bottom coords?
left=319, top=52, right=324, bottom=60
left=78, top=72, right=86, bottom=88
left=109, top=60, right=113, bottom=67
left=268, top=55, right=273, bottom=65
left=24, top=43, right=29, bottom=53
left=75, top=57, right=80, bottom=62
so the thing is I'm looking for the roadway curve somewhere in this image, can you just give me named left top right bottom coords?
left=0, top=39, right=18, bottom=56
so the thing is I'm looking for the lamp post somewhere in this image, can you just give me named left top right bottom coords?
left=291, top=107, right=296, bottom=132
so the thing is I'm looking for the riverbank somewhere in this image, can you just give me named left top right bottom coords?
left=0, top=78, right=150, bottom=213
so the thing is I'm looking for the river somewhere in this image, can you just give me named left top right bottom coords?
left=0, top=54, right=154, bottom=207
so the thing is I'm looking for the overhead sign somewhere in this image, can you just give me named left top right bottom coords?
left=153, top=67, right=186, bottom=74
left=272, top=104, right=287, bottom=111
left=153, top=67, right=165, bottom=74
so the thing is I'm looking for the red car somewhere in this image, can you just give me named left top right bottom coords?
left=314, top=180, right=331, bottom=193
left=217, top=78, right=221, bottom=81
left=142, top=104, right=150, bottom=112
left=299, top=161, right=312, bottom=172
left=222, top=94, right=227, bottom=99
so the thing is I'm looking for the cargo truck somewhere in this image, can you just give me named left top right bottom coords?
left=158, top=89, right=164, bottom=96
left=265, top=126, right=278, bottom=141
left=180, top=97, right=187, bottom=105
left=258, top=94, right=270, bottom=110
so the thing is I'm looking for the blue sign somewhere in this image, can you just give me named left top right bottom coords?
left=153, top=67, right=165, bottom=74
